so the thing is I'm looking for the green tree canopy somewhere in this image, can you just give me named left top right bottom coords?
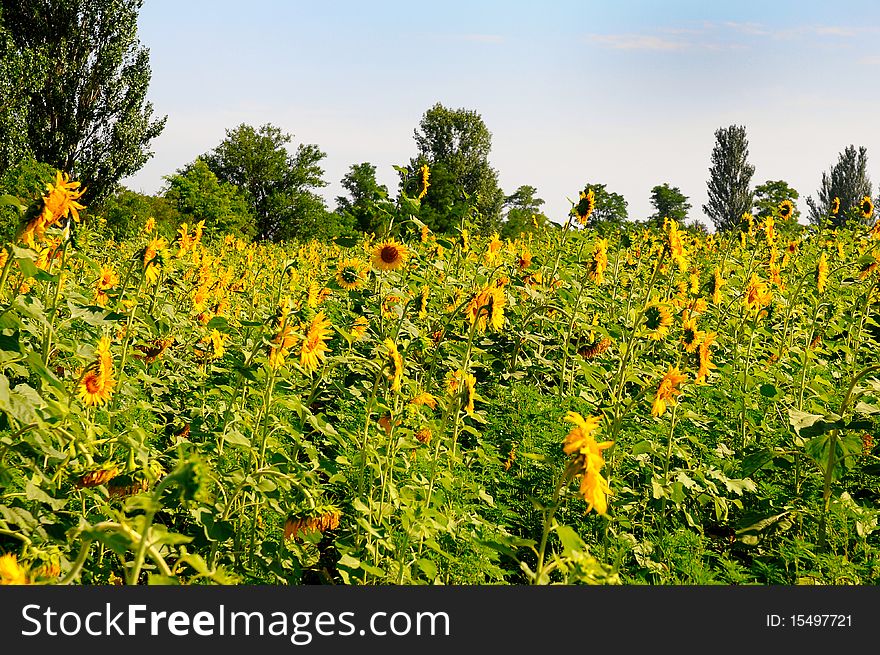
left=806, top=145, right=873, bottom=226
left=0, top=0, right=166, bottom=203
left=163, top=159, right=255, bottom=239
left=95, top=187, right=178, bottom=241
left=649, top=183, right=691, bottom=226
left=336, top=162, right=389, bottom=235
left=754, top=179, right=800, bottom=222
left=703, top=125, right=755, bottom=231
left=501, top=185, right=548, bottom=239
left=405, top=103, right=504, bottom=235
left=200, top=123, right=328, bottom=241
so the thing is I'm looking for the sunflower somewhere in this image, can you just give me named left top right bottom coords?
left=415, top=427, right=432, bottom=444
left=574, top=187, right=596, bottom=226
left=644, top=302, right=673, bottom=340
left=142, top=237, right=169, bottom=284
left=78, top=463, right=120, bottom=488
left=350, top=316, right=369, bottom=341
left=372, top=240, right=409, bottom=272
left=447, top=370, right=477, bottom=415
left=744, top=273, right=772, bottom=314
left=651, top=366, right=686, bottom=417
left=860, top=196, right=874, bottom=220
left=410, top=391, right=438, bottom=410
left=144, top=216, right=156, bottom=234
left=695, top=332, right=717, bottom=385
left=284, top=507, right=342, bottom=541
left=563, top=412, right=613, bottom=515
left=517, top=247, right=533, bottom=270
left=0, top=554, right=29, bottom=585
left=208, top=329, right=226, bottom=359
left=578, top=337, right=612, bottom=360
left=778, top=199, right=794, bottom=221
left=465, top=285, right=506, bottom=333
left=667, top=220, right=688, bottom=272
left=382, top=338, right=404, bottom=392
left=817, top=252, right=829, bottom=294
left=587, top=238, right=609, bottom=284
left=300, top=312, right=333, bottom=374
left=95, top=264, right=119, bottom=306
left=77, top=337, right=115, bottom=407
left=418, top=285, right=430, bottom=319
left=336, top=258, right=368, bottom=290
left=711, top=268, right=724, bottom=304
left=681, top=314, right=704, bottom=353
left=418, top=164, right=431, bottom=200
left=831, top=197, right=840, bottom=215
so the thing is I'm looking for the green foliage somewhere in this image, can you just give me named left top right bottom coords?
left=201, top=123, right=328, bottom=241
left=406, top=103, right=504, bottom=235
left=0, top=0, right=166, bottom=203
left=806, top=145, right=873, bottom=226
left=754, top=180, right=800, bottom=221
left=704, top=125, right=755, bottom=231
left=94, top=187, right=179, bottom=241
left=0, top=158, right=54, bottom=242
left=336, top=162, right=389, bottom=235
left=164, top=159, right=255, bottom=239
left=649, top=183, right=691, bottom=226
left=501, top=185, right=548, bottom=240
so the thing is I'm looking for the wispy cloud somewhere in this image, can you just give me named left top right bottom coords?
left=586, top=33, right=687, bottom=51
left=585, top=21, right=877, bottom=53
left=455, top=33, right=504, bottom=44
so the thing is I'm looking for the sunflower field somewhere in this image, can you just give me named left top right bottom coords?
left=1, top=171, right=880, bottom=586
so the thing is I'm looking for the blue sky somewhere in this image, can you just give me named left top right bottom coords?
left=124, top=0, right=880, bottom=227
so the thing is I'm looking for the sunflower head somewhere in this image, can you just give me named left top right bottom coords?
left=831, top=197, right=840, bottom=215
left=861, top=196, right=874, bottom=220
left=574, top=187, right=596, bottom=226
left=336, top=258, right=368, bottom=290
left=372, top=240, right=409, bottom=272
left=778, top=199, right=794, bottom=221
left=644, top=303, right=672, bottom=339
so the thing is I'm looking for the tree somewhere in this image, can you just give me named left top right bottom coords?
left=649, top=183, right=691, bottom=226
left=703, top=125, right=755, bottom=231
left=754, top=180, right=799, bottom=222
left=501, top=185, right=548, bottom=239
left=806, top=145, right=872, bottom=226
left=406, top=103, right=504, bottom=235
left=579, top=183, right=628, bottom=228
left=0, top=157, right=55, bottom=242
left=201, top=123, right=327, bottom=241
left=163, top=159, right=255, bottom=239
left=336, top=163, right=389, bottom=235
left=0, top=1, right=166, bottom=203
left=95, top=187, right=178, bottom=241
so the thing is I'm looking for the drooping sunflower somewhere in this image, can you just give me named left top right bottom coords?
left=651, top=366, right=686, bottom=417
left=517, top=247, right=533, bottom=270
left=418, top=164, right=431, bottom=200
left=142, top=237, right=169, bottom=284
left=336, top=258, right=369, bottom=291
left=831, top=196, right=840, bottom=216
left=562, top=412, right=613, bottom=515
left=744, top=273, right=772, bottom=315
left=447, top=369, right=477, bottom=415
left=300, top=312, right=333, bottom=374
left=372, top=240, right=409, bottom=272
left=860, top=196, right=874, bottom=220
left=695, top=332, right=717, bottom=385
left=817, top=252, right=829, bottom=294
left=644, top=302, right=673, bottom=340
left=574, top=187, right=596, bottom=226
left=667, top=220, right=688, bottom=272
left=465, top=285, right=506, bottom=333
left=587, top=238, right=609, bottom=284
left=711, top=268, right=724, bottom=304
left=350, top=316, right=369, bottom=341
left=778, top=199, right=794, bottom=221
left=382, top=338, right=404, bottom=392
left=410, top=391, right=438, bottom=410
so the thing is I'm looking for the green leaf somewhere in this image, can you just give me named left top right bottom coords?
left=334, top=235, right=359, bottom=248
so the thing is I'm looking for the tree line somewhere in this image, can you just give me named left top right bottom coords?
left=0, top=1, right=876, bottom=244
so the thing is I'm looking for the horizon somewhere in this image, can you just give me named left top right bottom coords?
left=122, top=0, right=880, bottom=229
